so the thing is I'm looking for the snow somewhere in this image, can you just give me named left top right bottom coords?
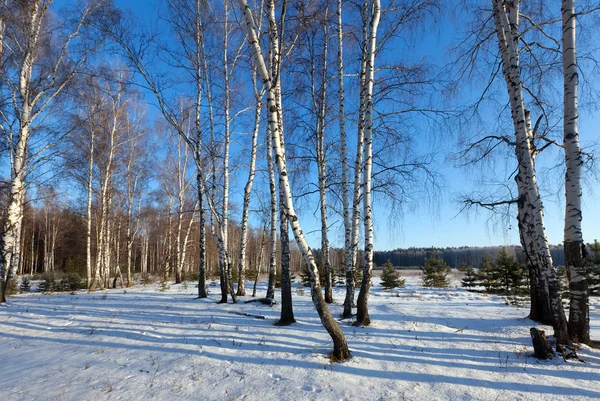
left=1, top=274, right=599, bottom=401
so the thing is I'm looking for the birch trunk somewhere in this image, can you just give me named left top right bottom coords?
left=337, top=0, right=352, bottom=318
left=193, top=1, right=208, bottom=298
left=266, top=124, right=278, bottom=300
left=492, top=0, right=569, bottom=345
left=87, top=129, right=95, bottom=289
left=562, top=0, right=588, bottom=344
left=270, top=2, right=294, bottom=322
left=0, top=0, right=41, bottom=301
left=314, top=13, right=333, bottom=304
left=355, top=0, right=380, bottom=327
left=237, top=0, right=350, bottom=360
left=236, top=72, right=262, bottom=296
left=343, top=4, right=369, bottom=318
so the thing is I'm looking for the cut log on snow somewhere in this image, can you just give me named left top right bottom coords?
left=244, top=298, right=275, bottom=306
left=228, top=311, right=267, bottom=320
left=530, top=328, right=552, bottom=359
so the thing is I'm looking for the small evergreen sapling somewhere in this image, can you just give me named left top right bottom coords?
left=457, top=262, right=469, bottom=272
left=421, top=251, right=450, bottom=288
left=20, top=276, right=32, bottom=293
left=477, top=254, right=500, bottom=293
left=381, top=261, right=405, bottom=289
left=495, top=247, right=524, bottom=294
left=586, top=239, right=600, bottom=295
left=461, top=265, right=478, bottom=289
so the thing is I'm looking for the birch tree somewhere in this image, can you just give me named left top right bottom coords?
left=355, top=0, right=380, bottom=327
left=337, top=0, right=354, bottom=319
left=562, top=0, right=588, bottom=344
left=237, top=0, right=350, bottom=361
left=236, top=70, right=263, bottom=296
left=491, top=0, right=569, bottom=345
left=0, top=0, right=110, bottom=302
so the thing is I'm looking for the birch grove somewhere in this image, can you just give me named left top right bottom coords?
left=2, top=0, right=599, bottom=365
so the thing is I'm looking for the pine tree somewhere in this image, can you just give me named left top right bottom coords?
left=20, top=277, right=31, bottom=293
left=334, top=263, right=345, bottom=286
left=300, top=264, right=312, bottom=287
left=495, top=247, right=524, bottom=294
left=421, top=250, right=450, bottom=288
left=457, top=262, right=469, bottom=272
left=478, top=254, right=501, bottom=293
left=586, top=239, right=600, bottom=296
left=461, top=265, right=478, bottom=289
left=381, top=261, right=405, bottom=289
left=556, top=265, right=570, bottom=299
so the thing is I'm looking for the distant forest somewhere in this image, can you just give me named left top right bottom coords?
left=373, top=245, right=566, bottom=269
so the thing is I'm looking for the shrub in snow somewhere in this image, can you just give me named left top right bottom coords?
left=421, top=251, right=450, bottom=288
left=6, top=277, right=18, bottom=295
left=20, top=277, right=31, bottom=293
left=381, top=261, right=405, bottom=289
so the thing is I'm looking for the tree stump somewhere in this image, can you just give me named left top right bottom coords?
left=530, top=328, right=552, bottom=359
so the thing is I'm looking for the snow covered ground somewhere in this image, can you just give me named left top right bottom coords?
left=1, top=275, right=599, bottom=401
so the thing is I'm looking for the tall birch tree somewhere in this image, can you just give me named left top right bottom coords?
left=237, top=0, right=350, bottom=360
left=355, top=0, right=380, bottom=327
left=562, top=0, right=588, bottom=344
left=0, top=0, right=110, bottom=302
left=491, top=0, right=569, bottom=346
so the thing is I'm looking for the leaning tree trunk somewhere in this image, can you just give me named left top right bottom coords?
left=237, top=0, right=351, bottom=361
left=355, top=0, right=380, bottom=327
left=492, top=0, right=569, bottom=346
left=562, top=0, right=588, bottom=344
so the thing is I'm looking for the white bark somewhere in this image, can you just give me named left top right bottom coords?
left=86, top=126, right=95, bottom=289
left=337, top=0, right=353, bottom=318
left=344, top=3, right=370, bottom=316
left=356, top=0, right=380, bottom=326
left=562, top=0, right=588, bottom=344
left=266, top=122, right=278, bottom=300
left=236, top=72, right=262, bottom=296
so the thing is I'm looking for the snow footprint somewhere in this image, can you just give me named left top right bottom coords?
left=268, top=373, right=285, bottom=381
left=301, top=384, right=322, bottom=393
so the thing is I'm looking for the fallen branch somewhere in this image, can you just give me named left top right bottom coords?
left=244, top=298, right=275, bottom=306
left=228, top=311, right=267, bottom=320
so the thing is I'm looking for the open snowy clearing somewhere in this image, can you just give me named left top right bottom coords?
left=1, top=276, right=599, bottom=401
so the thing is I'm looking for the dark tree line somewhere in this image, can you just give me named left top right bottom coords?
left=374, top=245, right=567, bottom=269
